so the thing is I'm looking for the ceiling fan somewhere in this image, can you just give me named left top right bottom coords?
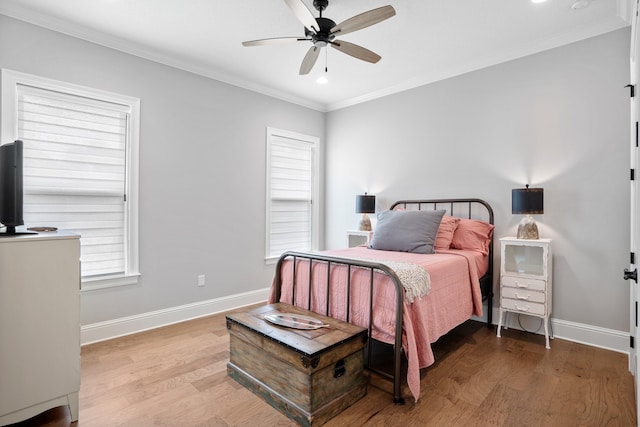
left=242, top=0, right=396, bottom=75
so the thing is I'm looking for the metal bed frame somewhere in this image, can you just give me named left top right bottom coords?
left=272, top=198, right=494, bottom=404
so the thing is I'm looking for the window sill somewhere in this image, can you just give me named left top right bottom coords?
left=81, top=273, right=141, bottom=292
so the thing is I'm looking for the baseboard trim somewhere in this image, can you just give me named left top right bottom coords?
left=491, top=306, right=629, bottom=354
left=81, top=288, right=270, bottom=346
left=552, top=318, right=629, bottom=354
left=82, top=292, right=631, bottom=355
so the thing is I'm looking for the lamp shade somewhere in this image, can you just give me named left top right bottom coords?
left=355, top=194, right=376, bottom=214
left=512, top=186, right=544, bottom=215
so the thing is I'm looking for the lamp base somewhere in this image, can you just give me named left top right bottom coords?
left=358, top=214, right=372, bottom=231
left=517, top=215, right=539, bottom=239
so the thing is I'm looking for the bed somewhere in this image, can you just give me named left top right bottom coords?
left=270, top=198, right=494, bottom=404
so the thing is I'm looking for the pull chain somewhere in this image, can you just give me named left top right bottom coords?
left=325, top=47, right=328, bottom=74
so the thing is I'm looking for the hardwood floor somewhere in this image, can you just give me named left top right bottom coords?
left=8, top=306, right=637, bottom=426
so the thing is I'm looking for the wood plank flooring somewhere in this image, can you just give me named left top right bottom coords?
left=8, top=305, right=637, bottom=426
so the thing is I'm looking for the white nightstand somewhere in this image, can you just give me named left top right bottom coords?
left=496, top=237, right=553, bottom=349
left=346, top=230, right=373, bottom=248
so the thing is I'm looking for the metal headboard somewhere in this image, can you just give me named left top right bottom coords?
left=389, top=198, right=495, bottom=324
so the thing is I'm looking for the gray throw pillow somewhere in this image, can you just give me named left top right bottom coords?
left=369, top=209, right=446, bottom=254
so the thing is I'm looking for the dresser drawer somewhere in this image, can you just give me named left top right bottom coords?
left=501, top=287, right=545, bottom=303
left=501, top=276, right=546, bottom=292
left=500, top=298, right=546, bottom=316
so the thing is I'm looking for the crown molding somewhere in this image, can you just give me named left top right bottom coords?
left=0, top=6, right=327, bottom=112
left=327, top=17, right=630, bottom=111
left=0, top=2, right=631, bottom=114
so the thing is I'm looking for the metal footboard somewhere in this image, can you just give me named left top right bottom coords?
left=273, top=251, right=407, bottom=404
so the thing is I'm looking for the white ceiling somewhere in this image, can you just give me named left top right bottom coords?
left=0, top=0, right=632, bottom=111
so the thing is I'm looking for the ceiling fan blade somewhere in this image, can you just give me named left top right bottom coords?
left=299, top=45, right=321, bottom=75
left=284, top=0, right=318, bottom=33
left=242, top=37, right=307, bottom=47
left=330, top=5, right=396, bottom=36
left=331, top=40, right=381, bottom=63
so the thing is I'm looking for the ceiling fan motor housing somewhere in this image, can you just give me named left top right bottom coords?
left=305, top=17, right=336, bottom=47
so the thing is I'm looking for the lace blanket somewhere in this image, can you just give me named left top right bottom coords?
left=349, top=257, right=430, bottom=303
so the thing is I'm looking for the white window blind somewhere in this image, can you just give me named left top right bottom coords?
left=17, top=84, right=130, bottom=279
left=266, top=128, right=318, bottom=260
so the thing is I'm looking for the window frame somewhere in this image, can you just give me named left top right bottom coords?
left=1, top=68, right=140, bottom=291
left=265, top=127, right=319, bottom=264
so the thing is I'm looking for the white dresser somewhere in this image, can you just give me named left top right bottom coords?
left=0, top=231, right=80, bottom=424
left=496, top=237, right=552, bottom=349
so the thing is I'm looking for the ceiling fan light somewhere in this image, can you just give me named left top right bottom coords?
left=316, top=76, right=329, bottom=84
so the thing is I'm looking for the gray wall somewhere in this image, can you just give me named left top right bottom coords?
left=326, top=28, right=631, bottom=332
left=0, top=14, right=632, bottom=334
left=0, top=15, right=325, bottom=325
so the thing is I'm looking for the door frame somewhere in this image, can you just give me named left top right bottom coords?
left=629, top=0, right=640, bottom=420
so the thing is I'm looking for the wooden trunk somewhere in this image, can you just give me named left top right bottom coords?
left=226, top=303, right=368, bottom=426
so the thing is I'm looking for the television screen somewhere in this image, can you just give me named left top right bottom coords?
left=0, top=140, right=25, bottom=235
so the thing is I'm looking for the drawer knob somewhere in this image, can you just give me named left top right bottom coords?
left=515, top=304, right=530, bottom=312
left=515, top=281, right=529, bottom=288
left=515, top=293, right=530, bottom=300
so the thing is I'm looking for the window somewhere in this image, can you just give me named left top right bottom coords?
left=1, top=69, right=140, bottom=290
left=265, top=127, right=319, bottom=261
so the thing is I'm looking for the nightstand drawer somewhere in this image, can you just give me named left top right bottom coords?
left=500, top=298, right=546, bottom=316
left=501, top=276, right=546, bottom=292
left=501, top=287, right=545, bottom=303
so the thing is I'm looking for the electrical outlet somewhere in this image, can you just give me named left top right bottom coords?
left=197, top=274, right=205, bottom=287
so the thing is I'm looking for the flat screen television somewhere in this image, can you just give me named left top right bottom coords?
left=0, top=140, right=26, bottom=236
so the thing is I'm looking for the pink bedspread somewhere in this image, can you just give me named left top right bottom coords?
left=269, top=246, right=485, bottom=402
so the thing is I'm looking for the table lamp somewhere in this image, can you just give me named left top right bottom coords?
left=355, top=193, right=376, bottom=231
left=512, top=185, right=544, bottom=239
